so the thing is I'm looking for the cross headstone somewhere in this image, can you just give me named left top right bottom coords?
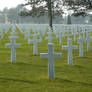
left=24, top=30, right=28, bottom=40
left=72, top=31, right=77, bottom=41
left=25, top=26, right=32, bottom=40
left=10, top=25, right=17, bottom=36
left=17, top=24, right=24, bottom=33
left=83, top=32, right=85, bottom=40
left=45, top=31, right=54, bottom=43
left=29, top=34, right=41, bottom=55
left=40, top=43, right=62, bottom=79
left=66, top=31, right=72, bottom=39
left=86, top=33, right=92, bottom=51
left=27, top=30, right=32, bottom=44
left=78, top=36, right=85, bottom=57
left=62, top=38, right=78, bottom=65
left=53, top=28, right=59, bottom=39
left=40, top=25, right=47, bottom=37
left=5, top=36, right=21, bottom=62
left=62, top=31, right=65, bottom=38
left=59, top=31, right=63, bottom=46
left=38, top=31, right=43, bottom=42
left=5, top=24, right=11, bottom=33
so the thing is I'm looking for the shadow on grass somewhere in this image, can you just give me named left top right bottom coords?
left=73, top=65, right=87, bottom=69
left=55, top=64, right=86, bottom=70
left=55, top=78, right=92, bottom=86
left=0, top=76, right=39, bottom=84
left=6, top=62, right=47, bottom=69
left=80, top=56, right=89, bottom=59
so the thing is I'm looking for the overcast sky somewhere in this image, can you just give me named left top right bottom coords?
left=0, top=0, right=26, bottom=10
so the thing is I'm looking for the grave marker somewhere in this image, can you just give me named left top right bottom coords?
left=29, top=34, right=41, bottom=55
left=5, top=36, right=21, bottom=62
left=62, top=38, right=78, bottom=65
left=40, top=43, right=62, bottom=79
left=78, top=36, right=84, bottom=57
left=45, top=31, right=54, bottom=43
left=59, top=31, right=63, bottom=46
left=86, top=33, right=92, bottom=51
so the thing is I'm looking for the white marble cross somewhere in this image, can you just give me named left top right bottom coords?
left=27, top=31, right=32, bottom=44
left=72, top=31, right=77, bottom=41
left=10, top=25, right=17, bottom=36
left=54, top=29, right=59, bottom=39
left=78, top=31, right=82, bottom=39
left=37, top=31, right=43, bottom=42
left=5, top=24, right=12, bottom=33
left=83, top=32, right=85, bottom=40
left=29, top=34, right=41, bottom=55
left=40, top=27, right=46, bottom=37
left=28, top=31, right=31, bottom=39
left=59, top=31, right=63, bottom=46
left=86, top=33, right=92, bottom=51
left=62, top=38, right=78, bottom=65
left=45, top=31, right=54, bottom=43
left=78, top=36, right=85, bottom=57
left=17, top=24, right=24, bottom=33
left=24, top=30, right=28, bottom=40
left=62, top=31, right=65, bottom=38
left=40, top=43, right=62, bottom=79
left=5, top=36, right=21, bottom=62
left=25, top=27, right=31, bottom=40
left=66, top=32, right=72, bottom=39
left=56, top=32, right=59, bottom=39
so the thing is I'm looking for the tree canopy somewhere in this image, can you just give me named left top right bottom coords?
left=21, top=0, right=92, bottom=29
left=22, top=0, right=92, bottom=16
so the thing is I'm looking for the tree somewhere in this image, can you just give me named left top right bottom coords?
left=22, top=0, right=92, bottom=30
left=0, top=5, right=27, bottom=23
left=90, top=15, right=92, bottom=21
left=64, top=0, right=92, bottom=16
left=22, top=0, right=63, bottom=30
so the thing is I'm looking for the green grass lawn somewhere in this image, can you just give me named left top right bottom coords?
left=0, top=29, right=92, bottom=92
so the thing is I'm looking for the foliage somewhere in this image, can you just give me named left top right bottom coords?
left=22, top=0, right=92, bottom=17
left=21, top=0, right=63, bottom=17
left=20, top=0, right=92, bottom=29
left=64, top=0, right=92, bottom=16
left=90, top=15, right=92, bottom=21
left=0, top=5, right=28, bottom=23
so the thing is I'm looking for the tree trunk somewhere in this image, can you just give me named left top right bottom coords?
left=47, top=0, right=53, bottom=31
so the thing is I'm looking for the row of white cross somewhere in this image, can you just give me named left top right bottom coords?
left=0, top=24, right=92, bottom=35
left=0, top=24, right=92, bottom=79
left=5, top=30, right=92, bottom=60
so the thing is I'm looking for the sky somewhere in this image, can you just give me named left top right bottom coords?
left=0, top=0, right=26, bottom=10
